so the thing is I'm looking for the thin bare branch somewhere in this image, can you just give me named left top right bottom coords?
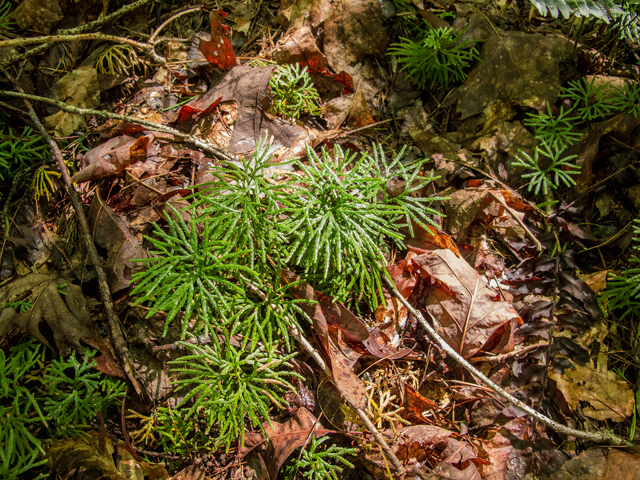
left=383, top=276, right=633, bottom=447
left=0, top=91, right=233, bottom=162
left=0, top=65, right=144, bottom=396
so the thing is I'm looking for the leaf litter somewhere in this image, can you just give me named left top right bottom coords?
left=1, top=0, right=640, bottom=478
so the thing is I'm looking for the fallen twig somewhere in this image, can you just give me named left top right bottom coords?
left=1, top=65, right=144, bottom=396
left=1, top=91, right=233, bottom=162
left=149, top=6, right=204, bottom=43
left=245, top=281, right=406, bottom=477
left=488, top=191, right=544, bottom=252
left=0, top=0, right=155, bottom=68
left=0, top=33, right=166, bottom=66
left=383, top=276, right=633, bottom=447
left=292, top=331, right=406, bottom=476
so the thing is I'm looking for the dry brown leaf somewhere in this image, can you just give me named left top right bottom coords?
left=242, top=407, right=333, bottom=480
left=366, top=425, right=481, bottom=479
left=88, top=192, right=147, bottom=294
left=323, top=90, right=375, bottom=130
left=168, top=464, right=205, bottom=480
left=47, top=431, right=169, bottom=480
left=550, top=361, right=634, bottom=422
left=273, top=26, right=327, bottom=72
left=44, top=66, right=101, bottom=136
left=282, top=269, right=368, bottom=410
left=0, top=273, right=90, bottom=356
left=13, top=0, right=63, bottom=34
left=412, top=249, right=521, bottom=359
left=323, top=0, right=390, bottom=73
left=186, top=65, right=305, bottom=154
left=549, top=448, right=640, bottom=480
left=72, top=134, right=153, bottom=184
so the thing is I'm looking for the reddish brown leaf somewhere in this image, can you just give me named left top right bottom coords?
left=362, top=327, right=414, bottom=360
left=71, top=135, right=153, bottom=184
left=323, top=90, right=374, bottom=130
left=412, top=250, right=521, bottom=359
left=198, top=9, right=236, bottom=70
left=174, top=97, right=222, bottom=132
left=169, top=464, right=205, bottom=480
left=387, top=256, right=419, bottom=299
left=281, top=270, right=368, bottom=410
left=381, top=426, right=481, bottom=479
left=273, top=26, right=327, bottom=72
left=241, top=408, right=333, bottom=480
left=403, top=384, right=439, bottom=423
left=88, top=192, right=147, bottom=293
left=404, top=222, right=461, bottom=257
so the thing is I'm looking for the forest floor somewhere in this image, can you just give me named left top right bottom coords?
left=1, top=0, right=640, bottom=479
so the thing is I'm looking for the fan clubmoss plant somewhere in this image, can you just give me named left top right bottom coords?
left=284, top=435, right=357, bottom=480
left=269, top=63, right=322, bottom=120
left=523, top=104, right=583, bottom=149
left=559, top=77, right=616, bottom=120
left=388, top=24, right=482, bottom=90
left=169, top=338, right=302, bottom=452
left=0, top=126, right=49, bottom=181
left=188, top=135, right=288, bottom=274
left=612, top=80, right=640, bottom=118
left=513, top=141, right=580, bottom=202
left=282, top=143, right=442, bottom=309
left=131, top=204, right=256, bottom=339
left=605, top=220, right=640, bottom=325
left=0, top=339, right=125, bottom=479
left=0, top=339, right=47, bottom=479
left=44, top=349, right=126, bottom=438
left=372, top=144, right=446, bottom=239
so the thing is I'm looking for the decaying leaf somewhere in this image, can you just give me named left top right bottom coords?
left=323, top=0, right=390, bottom=73
left=0, top=273, right=90, bottom=356
left=479, top=430, right=530, bottom=480
left=72, top=134, right=153, bottom=184
left=199, top=9, right=237, bottom=70
left=455, top=32, right=572, bottom=121
left=242, top=407, right=333, bottom=480
left=44, top=66, right=101, bottom=136
left=323, top=90, right=375, bottom=130
left=47, top=431, right=169, bottom=480
left=186, top=65, right=305, bottom=153
left=168, top=464, right=205, bottom=480
left=13, top=0, right=63, bottom=34
left=88, top=191, right=147, bottom=293
left=548, top=447, right=640, bottom=480
left=364, top=425, right=481, bottom=479
left=273, top=26, right=327, bottom=72
left=412, top=249, right=521, bottom=359
left=550, top=360, right=634, bottom=421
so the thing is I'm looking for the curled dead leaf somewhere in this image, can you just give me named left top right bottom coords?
left=0, top=273, right=90, bottom=356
